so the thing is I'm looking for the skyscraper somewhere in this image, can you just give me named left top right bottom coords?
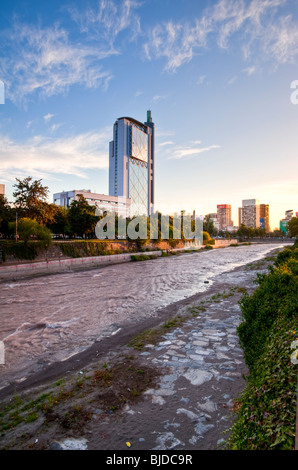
left=217, top=204, right=232, bottom=231
left=109, top=111, right=154, bottom=217
left=259, top=204, right=270, bottom=232
left=239, top=199, right=260, bottom=229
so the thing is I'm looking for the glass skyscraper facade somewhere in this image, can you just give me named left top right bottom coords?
left=109, top=111, right=154, bottom=217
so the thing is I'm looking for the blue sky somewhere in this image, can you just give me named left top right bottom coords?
left=0, top=0, right=298, bottom=230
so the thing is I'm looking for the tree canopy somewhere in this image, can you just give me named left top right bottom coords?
left=287, top=217, right=298, bottom=238
left=13, top=177, right=50, bottom=224
left=67, top=195, right=100, bottom=238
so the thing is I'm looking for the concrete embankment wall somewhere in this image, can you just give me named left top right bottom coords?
left=0, top=239, right=239, bottom=281
left=0, top=251, right=156, bottom=280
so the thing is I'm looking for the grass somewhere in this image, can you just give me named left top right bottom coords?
left=128, top=314, right=189, bottom=351
left=130, top=253, right=159, bottom=262
left=0, top=354, right=160, bottom=448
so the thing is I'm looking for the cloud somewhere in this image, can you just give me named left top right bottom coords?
left=159, top=141, right=174, bottom=147
left=0, top=129, right=110, bottom=181
left=44, top=113, right=55, bottom=122
left=0, top=21, right=116, bottom=104
left=153, top=94, right=168, bottom=102
left=144, top=0, right=298, bottom=72
left=227, top=75, right=238, bottom=85
left=165, top=142, right=220, bottom=160
left=242, top=65, right=256, bottom=75
left=197, top=75, right=206, bottom=85
left=69, top=0, right=141, bottom=45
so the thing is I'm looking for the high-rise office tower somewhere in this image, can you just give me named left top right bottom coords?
left=109, top=111, right=154, bottom=217
left=259, top=204, right=270, bottom=232
left=217, top=204, right=232, bottom=230
left=239, top=199, right=260, bottom=229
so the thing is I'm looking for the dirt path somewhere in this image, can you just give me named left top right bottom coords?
left=0, top=250, right=278, bottom=451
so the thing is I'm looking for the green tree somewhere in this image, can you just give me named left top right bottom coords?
left=10, top=217, right=52, bottom=246
left=203, top=216, right=216, bottom=236
left=0, top=195, right=14, bottom=238
left=68, top=195, right=99, bottom=238
left=13, top=176, right=50, bottom=224
left=287, top=217, right=298, bottom=238
left=46, top=205, right=70, bottom=238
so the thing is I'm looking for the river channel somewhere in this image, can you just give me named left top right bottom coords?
left=0, top=243, right=287, bottom=389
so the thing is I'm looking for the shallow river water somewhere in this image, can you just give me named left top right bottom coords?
left=0, top=243, right=286, bottom=388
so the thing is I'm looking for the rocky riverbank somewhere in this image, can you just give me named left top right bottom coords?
left=0, top=249, right=280, bottom=451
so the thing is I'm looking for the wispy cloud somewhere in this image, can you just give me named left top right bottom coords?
left=144, top=0, right=298, bottom=72
left=0, top=129, right=110, bottom=181
left=163, top=141, right=220, bottom=160
left=242, top=65, right=256, bottom=75
left=69, top=0, right=141, bottom=45
left=0, top=20, right=116, bottom=104
left=153, top=94, right=169, bottom=102
left=44, top=113, right=55, bottom=122
left=159, top=140, right=174, bottom=147
left=197, top=75, right=206, bottom=85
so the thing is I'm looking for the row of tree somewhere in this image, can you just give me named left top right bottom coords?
left=0, top=177, right=100, bottom=240
left=1, top=177, right=298, bottom=242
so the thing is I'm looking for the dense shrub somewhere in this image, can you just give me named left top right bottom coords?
left=227, top=246, right=298, bottom=450
left=59, top=241, right=108, bottom=258
left=275, top=247, right=298, bottom=266
left=227, top=316, right=298, bottom=450
left=1, top=241, right=47, bottom=261
left=238, top=259, right=298, bottom=368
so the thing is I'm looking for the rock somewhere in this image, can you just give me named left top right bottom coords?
left=183, top=369, right=213, bottom=385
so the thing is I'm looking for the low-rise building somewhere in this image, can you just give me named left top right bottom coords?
left=53, top=189, right=131, bottom=218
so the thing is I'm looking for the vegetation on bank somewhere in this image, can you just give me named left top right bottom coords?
left=226, top=240, right=298, bottom=450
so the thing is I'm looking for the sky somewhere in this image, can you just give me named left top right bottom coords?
left=0, top=0, right=298, bottom=230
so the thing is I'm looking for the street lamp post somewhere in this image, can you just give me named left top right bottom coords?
left=15, top=211, right=18, bottom=242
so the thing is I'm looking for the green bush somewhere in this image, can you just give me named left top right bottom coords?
left=275, top=247, right=298, bottom=265
left=227, top=316, right=298, bottom=450
left=1, top=241, right=45, bottom=261
left=238, top=260, right=298, bottom=368
left=227, top=246, right=298, bottom=450
left=131, top=254, right=158, bottom=262
left=203, top=231, right=211, bottom=241
left=59, top=241, right=108, bottom=258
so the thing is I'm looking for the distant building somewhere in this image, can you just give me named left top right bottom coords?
left=279, top=210, right=294, bottom=236
left=259, top=204, right=270, bottom=233
left=53, top=189, right=131, bottom=218
left=217, top=204, right=232, bottom=231
left=205, top=213, right=217, bottom=222
left=239, top=199, right=260, bottom=229
left=0, top=184, right=5, bottom=196
left=285, top=210, right=294, bottom=220
left=109, top=111, right=154, bottom=217
left=280, top=219, right=288, bottom=235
